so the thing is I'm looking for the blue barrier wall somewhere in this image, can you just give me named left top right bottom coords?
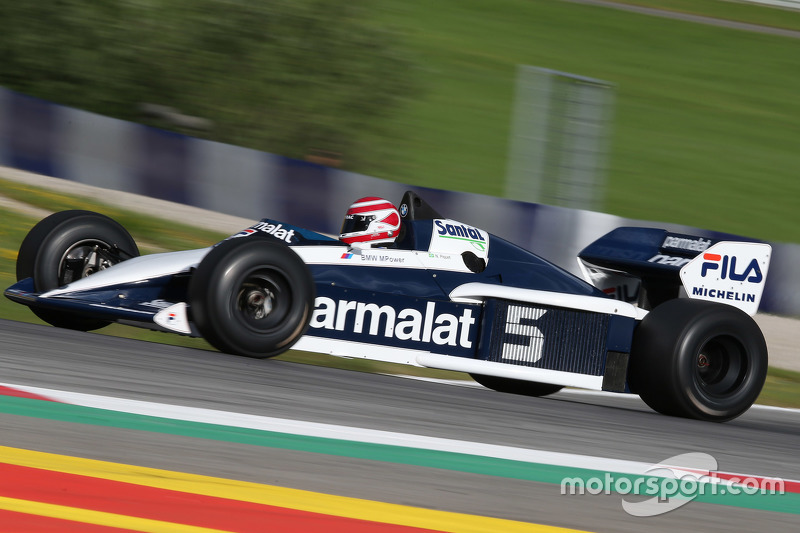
left=1, top=87, right=798, bottom=315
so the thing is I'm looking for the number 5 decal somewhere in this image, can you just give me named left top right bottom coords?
left=502, top=306, right=546, bottom=362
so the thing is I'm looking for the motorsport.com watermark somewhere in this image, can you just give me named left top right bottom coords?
left=560, top=453, right=786, bottom=517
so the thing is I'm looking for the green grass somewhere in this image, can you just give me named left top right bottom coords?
left=759, top=366, right=800, bottom=408
left=0, top=179, right=227, bottom=253
left=364, top=0, right=800, bottom=244
left=1, top=179, right=798, bottom=408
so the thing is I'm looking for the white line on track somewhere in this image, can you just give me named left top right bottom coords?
left=3, top=381, right=798, bottom=487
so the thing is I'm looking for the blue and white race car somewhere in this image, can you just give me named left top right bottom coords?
left=5, top=191, right=772, bottom=422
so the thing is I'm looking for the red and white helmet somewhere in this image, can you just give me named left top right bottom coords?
left=340, top=197, right=401, bottom=246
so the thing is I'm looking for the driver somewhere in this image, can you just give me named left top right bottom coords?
left=339, top=197, right=401, bottom=248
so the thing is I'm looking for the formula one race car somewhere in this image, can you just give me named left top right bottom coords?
left=5, top=191, right=772, bottom=422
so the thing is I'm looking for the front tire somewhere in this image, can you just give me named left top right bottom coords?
left=189, top=237, right=315, bottom=358
left=16, top=210, right=139, bottom=331
left=629, top=299, right=767, bottom=422
left=470, top=374, right=564, bottom=397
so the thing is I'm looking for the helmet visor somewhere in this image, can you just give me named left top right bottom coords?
left=341, top=214, right=374, bottom=235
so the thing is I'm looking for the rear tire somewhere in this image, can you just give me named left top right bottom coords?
left=629, top=299, right=767, bottom=422
left=189, top=237, right=315, bottom=358
left=16, top=210, right=139, bottom=331
left=470, top=374, right=564, bottom=397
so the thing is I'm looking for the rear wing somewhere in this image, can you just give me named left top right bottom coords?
left=578, top=227, right=770, bottom=315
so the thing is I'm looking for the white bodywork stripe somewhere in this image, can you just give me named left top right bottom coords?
left=294, top=337, right=605, bottom=390
left=293, top=336, right=427, bottom=367
left=42, top=248, right=212, bottom=297
left=416, top=354, right=604, bottom=390
left=449, top=282, right=639, bottom=318
left=293, top=246, right=473, bottom=273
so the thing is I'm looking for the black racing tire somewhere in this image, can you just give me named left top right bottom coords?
left=189, top=237, right=315, bottom=358
left=628, top=299, right=767, bottom=422
left=470, top=374, right=564, bottom=397
left=16, top=210, right=139, bottom=331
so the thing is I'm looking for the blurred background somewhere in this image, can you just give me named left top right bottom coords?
left=2, top=0, right=799, bottom=241
left=2, top=0, right=800, bottom=311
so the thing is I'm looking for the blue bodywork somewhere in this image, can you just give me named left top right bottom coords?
left=5, top=193, right=646, bottom=391
left=299, top=218, right=606, bottom=299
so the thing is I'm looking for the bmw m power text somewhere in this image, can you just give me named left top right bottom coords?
left=5, top=191, right=772, bottom=422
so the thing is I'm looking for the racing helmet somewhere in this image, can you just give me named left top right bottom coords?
left=340, top=197, right=401, bottom=246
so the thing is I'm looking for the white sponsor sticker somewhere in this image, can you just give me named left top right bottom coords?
left=154, top=303, right=192, bottom=334
left=430, top=219, right=489, bottom=259
left=680, top=242, right=771, bottom=316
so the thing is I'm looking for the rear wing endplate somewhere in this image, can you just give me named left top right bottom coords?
left=578, top=227, right=770, bottom=315
left=679, top=241, right=771, bottom=316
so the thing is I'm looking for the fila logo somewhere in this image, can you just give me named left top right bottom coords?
left=502, top=307, right=546, bottom=362
left=602, top=284, right=639, bottom=303
left=701, top=254, right=763, bottom=283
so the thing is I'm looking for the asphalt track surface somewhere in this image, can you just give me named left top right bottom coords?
left=1, top=318, right=799, bottom=532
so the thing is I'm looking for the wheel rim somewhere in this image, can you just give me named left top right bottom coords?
left=234, top=269, right=291, bottom=331
left=58, top=239, right=116, bottom=286
left=694, top=335, right=747, bottom=397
